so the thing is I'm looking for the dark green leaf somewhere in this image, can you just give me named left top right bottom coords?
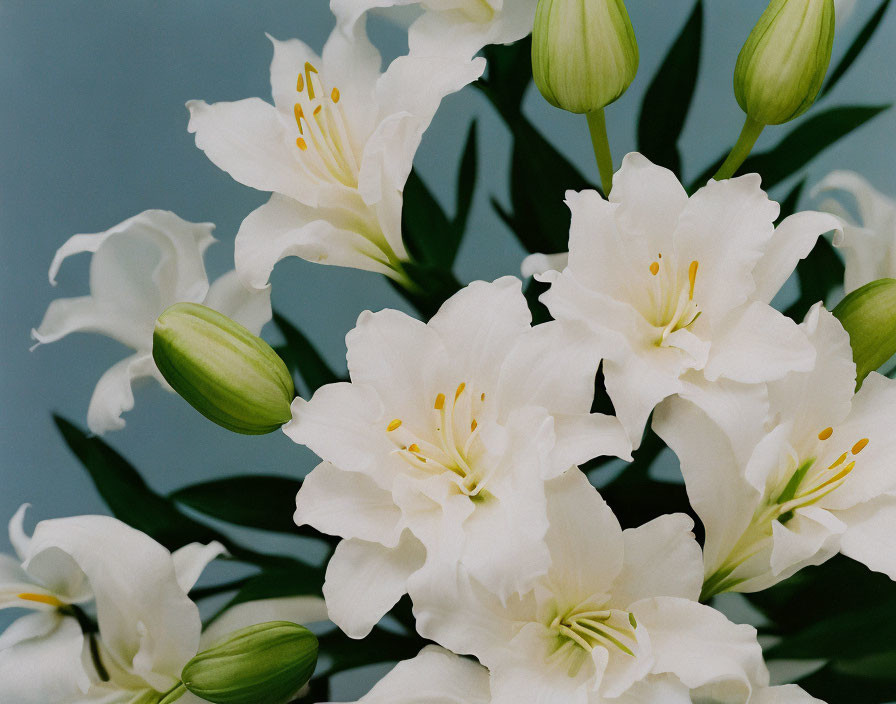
left=785, top=236, right=844, bottom=320
left=776, top=178, right=807, bottom=223
left=316, top=627, right=426, bottom=677
left=389, top=261, right=462, bottom=320
left=637, top=0, right=703, bottom=175
left=224, top=566, right=326, bottom=607
left=797, top=661, right=896, bottom=703
left=453, top=120, right=478, bottom=246
left=524, top=277, right=552, bottom=326
left=272, top=311, right=341, bottom=397
left=691, top=105, right=890, bottom=191
left=478, top=37, right=534, bottom=120
left=54, top=415, right=311, bottom=570
left=821, top=0, right=893, bottom=98
left=170, top=475, right=304, bottom=535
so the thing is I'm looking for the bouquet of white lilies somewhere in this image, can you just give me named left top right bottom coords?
left=7, top=0, right=896, bottom=702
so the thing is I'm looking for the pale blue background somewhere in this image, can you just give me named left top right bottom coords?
left=1, top=1, right=894, bottom=698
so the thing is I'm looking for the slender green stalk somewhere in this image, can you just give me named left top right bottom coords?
left=586, top=108, right=615, bottom=195
left=157, top=682, right=188, bottom=704
left=713, top=115, right=765, bottom=181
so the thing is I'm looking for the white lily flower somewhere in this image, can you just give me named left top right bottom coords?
left=31, top=210, right=272, bottom=435
left=187, top=24, right=484, bottom=290
left=538, top=153, right=841, bottom=446
left=814, top=170, right=896, bottom=292
left=333, top=645, right=491, bottom=703
left=654, top=304, right=896, bottom=596
left=0, top=506, right=225, bottom=703
left=332, top=0, right=538, bottom=61
left=287, top=277, right=631, bottom=638
left=411, top=470, right=819, bottom=703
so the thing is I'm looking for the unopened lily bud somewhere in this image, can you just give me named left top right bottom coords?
left=153, top=303, right=294, bottom=435
left=532, top=0, right=639, bottom=114
left=181, top=621, right=318, bottom=704
left=833, top=278, right=896, bottom=388
left=734, top=0, right=835, bottom=125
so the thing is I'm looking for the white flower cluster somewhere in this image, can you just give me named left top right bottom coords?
left=11, top=0, right=896, bottom=702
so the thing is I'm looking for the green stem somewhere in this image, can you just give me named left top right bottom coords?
left=158, top=682, right=188, bottom=704
left=713, top=115, right=765, bottom=180
left=586, top=108, right=615, bottom=195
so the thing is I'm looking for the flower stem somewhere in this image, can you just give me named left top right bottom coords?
left=713, top=116, right=765, bottom=181
left=586, top=108, right=614, bottom=195
left=158, top=682, right=188, bottom=704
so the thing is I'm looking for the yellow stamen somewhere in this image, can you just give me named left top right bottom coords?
left=313, top=105, right=322, bottom=116
left=818, top=427, right=833, bottom=441
left=297, top=74, right=305, bottom=92
left=649, top=262, right=659, bottom=276
left=294, top=104, right=305, bottom=132
left=304, top=62, right=319, bottom=99
left=408, top=443, right=421, bottom=454
left=331, top=87, right=340, bottom=103
left=688, top=260, right=699, bottom=299
left=830, top=452, right=848, bottom=469
left=471, top=419, right=478, bottom=432
left=455, top=383, right=466, bottom=400
left=480, top=393, right=485, bottom=401
left=434, top=393, right=445, bottom=410
left=387, top=419, right=402, bottom=432
left=296, top=137, right=308, bottom=151
left=18, top=593, right=63, bottom=607
left=852, top=438, right=869, bottom=454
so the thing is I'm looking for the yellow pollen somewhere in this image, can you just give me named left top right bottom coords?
left=408, top=443, right=421, bottom=454
left=331, top=87, right=340, bottom=103
left=434, top=393, right=446, bottom=410
left=387, top=419, right=402, bottom=432
left=296, top=137, right=308, bottom=151
left=471, top=419, right=478, bottom=432
left=658, top=252, right=662, bottom=258
left=688, top=260, right=699, bottom=299
left=304, top=62, right=319, bottom=99
left=18, top=593, right=63, bottom=607
left=296, top=74, right=304, bottom=92
left=830, top=452, right=848, bottom=469
left=818, top=427, right=833, bottom=441
left=852, top=438, right=869, bottom=454
left=294, top=104, right=305, bottom=132
left=481, top=393, right=485, bottom=401
left=313, top=105, right=322, bottom=116
left=649, top=262, right=659, bottom=276
left=455, top=383, right=466, bottom=400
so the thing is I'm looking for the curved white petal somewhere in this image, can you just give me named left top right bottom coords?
left=86, top=353, right=159, bottom=435
left=266, top=34, right=321, bottom=111
left=766, top=506, right=845, bottom=585
left=23, top=516, right=200, bottom=692
left=171, top=541, right=227, bottom=594
left=295, top=461, right=405, bottom=547
left=323, top=534, right=425, bottom=639
left=9, top=503, right=32, bottom=561
left=521, top=251, right=568, bottom=278
left=200, top=596, right=329, bottom=648
left=612, top=514, right=704, bottom=607
left=753, top=684, right=825, bottom=703
left=345, top=645, right=491, bottom=704
left=0, top=612, right=91, bottom=704
left=838, top=495, right=896, bottom=580
left=202, top=270, right=272, bottom=336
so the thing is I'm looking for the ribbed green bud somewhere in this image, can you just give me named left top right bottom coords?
left=153, top=303, right=294, bottom=435
left=734, top=0, right=835, bottom=125
left=833, top=279, right=896, bottom=388
left=532, top=0, right=639, bottom=114
left=181, top=621, right=318, bottom=704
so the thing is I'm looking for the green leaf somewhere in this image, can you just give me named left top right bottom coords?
left=453, top=120, right=478, bottom=247
left=637, top=0, right=703, bottom=175
left=389, top=261, right=462, bottom=320
left=478, top=37, right=534, bottom=120
left=797, top=663, right=896, bottom=703
left=54, top=415, right=311, bottom=570
left=220, top=565, right=326, bottom=611
left=691, top=105, right=890, bottom=191
left=315, top=627, right=425, bottom=677
left=776, top=178, right=807, bottom=223
left=272, top=311, right=341, bottom=397
left=170, top=475, right=305, bottom=535
left=785, top=236, right=844, bottom=321
left=821, top=0, right=893, bottom=98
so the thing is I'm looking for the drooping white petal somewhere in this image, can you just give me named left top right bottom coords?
left=611, top=674, right=692, bottom=703
left=23, top=516, right=200, bottom=692
left=0, top=554, right=47, bottom=610
left=85, top=353, right=159, bottom=435
left=9, top=503, right=32, bottom=561
left=753, top=684, right=826, bottom=703
left=322, top=534, right=425, bottom=639
left=341, top=645, right=491, bottom=704
left=766, top=506, right=845, bottom=586
left=0, top=612, right=91, bottom=704
left=631, top=596, right=767, bottom=699
left=838, top=495, right=896, bottom=580
left=200, top=596, right=329, bottom=648
left=521, top=251, right=569, bottom=278
left=611, top=514, right=704, bottom=607
left=202, top=270, right=272, bottom=336
left=704, top=301, right=815, bottom=384
left=170, top=541, right=227, bottom=594
left=295, top=461, right=405, bottom=547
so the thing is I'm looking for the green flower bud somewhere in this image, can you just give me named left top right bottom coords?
left=182, top=621, right=318, bottom=704
left=734, top=0, right=835, bottom=125
left=153, top=303, right=294, bottom=435
left=833, top=279, right=896, bottom=388
left=532, top=0, right=639, bottom=114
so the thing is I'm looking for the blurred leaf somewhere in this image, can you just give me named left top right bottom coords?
left=777, top=178, right=807, bottom=223
left=478, top=37, right=534, bottom=120
left=797, top=661, right=896, bottom=703
left=224, top=566, right=326, bottom=607
left=316, top=627, right=426, bottom=677
left=170, top=475, right=305, bottom=535
left=272, top=311, right=341, bottom=397
left=637, top=0, right=703, bottom=175
left=295, top=675, right=329, bottom=703
left=54, top=415, right=310, bottom=570
left=691, top=105, right=890, bottom=190
left=785, top=236, right=844, bottom=320
left=390, top=261, right=462, bottom=320
left=821, top=0, right=893, bottom=98
left=524, top=277, right=552, bottom=325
